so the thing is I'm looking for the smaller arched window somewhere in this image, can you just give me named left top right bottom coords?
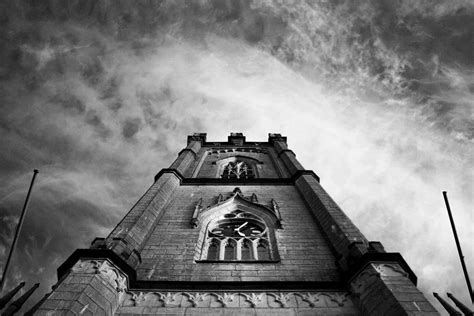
left=224, top=239, right=237, bottom=260
left=257, top=240, right=270, bottom=261
left=206, top=239, right=220, bottom=261
left=241, top=239, right=253, bottom=260
left=222, top=161, right=255, bottom=179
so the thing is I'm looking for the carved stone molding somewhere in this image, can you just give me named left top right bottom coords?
left=193, top=191, right=283, bottom=230
left=268, top=292, right=291, bottom=307
left=120, top=291, right=353, bottom=309
left=373, top=263, right=409, bottom=278
left=350, top=266, right=380, bottom=297
left=185, top=292, right=208, bottom=307
left=215, top=293, right=235, bottom=307
left=296, top=292, right=319, bottom=307
left=70, top=259, right=128, bottom=293
left=350, top=262, right=409, bottom=296
left=243, top=293, right=264, bottom=307
left=159, top=292, right=179, bottom=307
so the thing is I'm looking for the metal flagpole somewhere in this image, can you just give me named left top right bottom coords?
left=442, top=191, right=474, bottom=303
left=0, top=169, right=39, bottom=293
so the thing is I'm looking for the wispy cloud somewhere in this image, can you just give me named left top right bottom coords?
left=0, top=1, right=472, bottom=314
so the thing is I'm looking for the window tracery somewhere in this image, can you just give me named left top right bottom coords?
left=221, top=161, right=255, bottom=179
left=202, top=210, right=274, bottom=261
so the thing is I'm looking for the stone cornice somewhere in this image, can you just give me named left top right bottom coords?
left=57, top=249, right=346, bottom=291
left=202, top=142, right=271, bottom=147
left=177, top=148, right=198, bottom=159
left=121, top=291, right=352, bottom=309
left=277, top=149, right=296, bottom=158
left=154, top=169, right=320, bottom=184
left=58, top=250, right=416, bottom=295
left=343, top=252, right=418, bottom=286
left=57, top=249, right=137, bottom=284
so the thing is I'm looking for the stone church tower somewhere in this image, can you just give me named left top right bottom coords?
left=35, top=133, right=439, bottom=315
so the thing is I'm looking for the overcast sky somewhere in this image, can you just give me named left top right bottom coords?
left=0, top=0, right=472, bottom=314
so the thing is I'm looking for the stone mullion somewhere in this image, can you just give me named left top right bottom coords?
left=251, top=238, right=259, bottom=260
left=236, top=238, right=242, bottom=260
left=219, top=238, right=227, bottom=260
left=264, top=238, right=271, bottom=260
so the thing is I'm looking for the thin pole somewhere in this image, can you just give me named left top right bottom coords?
left=1, top=283, right=40, bottom=316
left=0, top=170, right=39, bottom=293
left=443, top=191, right=474, bottom=303
left=433, top=292, right=462, bottom=316
left=447, top=292, right=474, bottom=315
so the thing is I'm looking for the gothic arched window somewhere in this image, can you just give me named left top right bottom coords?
left=221, top=161, right=255, bottom=179
left=257, top=240, right=270, bottom=261
left=206, top=239, right=219, bottom=261
left=224, top=239, right=237, bottom=260
left=202, top=211, right=273, bottom=262
left=241, top=239, right=253, bottom=260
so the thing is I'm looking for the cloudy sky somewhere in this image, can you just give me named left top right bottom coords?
left=0, top=0, right=472, bottom=314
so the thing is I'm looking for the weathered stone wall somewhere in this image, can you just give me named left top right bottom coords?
left=32, top=133, right=440, bottom=315
left=350, top=263, right=439, bottom=316
left=35, top=260, right=127, bottom=315
left=193, top=147, right=281, bottom=178
left=137, top=185, right=340, bottom=283
left=117, top=290, right=359, bottom=315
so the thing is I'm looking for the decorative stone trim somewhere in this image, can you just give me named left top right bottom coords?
left=268, top=292, right=291, bottom=307
left=120, top=291, right=353, bottom=309
left=243, top=293, right=264, bottom=307
left=70, top=259, right=128, bottom=293
left=373, top=263, right=409, bottom=278
left=350, top=262, right=409, bottom=296
left=215, top=293, right=235, bottom=307
left=185, top=292, right=208, bottom=307
left=350, top=268, right=380, bottom=297
left=194, top=191, right=282, bottom=228
left=159, top=292, right=179, bottom=307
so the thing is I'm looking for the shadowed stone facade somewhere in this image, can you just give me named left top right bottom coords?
left=34, top=133, right=439, bottom=315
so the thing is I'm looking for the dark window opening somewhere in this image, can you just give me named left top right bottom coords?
left=222, top=161, right=255, bottom=179
left=207, top=240, right=219, bottom=260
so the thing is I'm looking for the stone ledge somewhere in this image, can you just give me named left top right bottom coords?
left=153, top=169, right=320, bottom=184
left=119, top=291, right=354, bottom=309
left=57, top=249, right=347, bottom=292
left=177, top=148, right=198, bottom=159
left=344, top=253, right=418, bottom=286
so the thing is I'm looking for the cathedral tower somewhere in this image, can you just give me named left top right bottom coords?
left=35, top=133, right=439, bottom=315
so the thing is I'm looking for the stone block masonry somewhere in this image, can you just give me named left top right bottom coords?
left=32, top=132, right=439, bottom=315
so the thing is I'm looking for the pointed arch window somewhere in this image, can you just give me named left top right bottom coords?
left=257, top=240, right=270, bottom=261
left=221, top=161, right=255, bottom=179
left=206, top=239, right=219, bottom=261
left=224, top=239, right=237, bottom=260
left=201, top=210, right=275, bottom=262
left=241, top=239, right=253, bottom=260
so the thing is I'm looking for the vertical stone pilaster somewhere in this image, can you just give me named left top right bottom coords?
left=105, top=172, right=181, bottom=269
left=170, top=133, right=205, bottom=174
left=295, top=173, right=369, bottom=263
left=350, top=263, right=439, bottom=316
left=268, top=133, right=304, bottom=176
left=35, top=259, right=128, bottom=315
